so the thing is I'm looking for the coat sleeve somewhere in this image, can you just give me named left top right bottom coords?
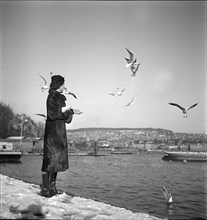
left=64, top=109, right=74, bottom=124
left=47, top=95, right=64, bottom=121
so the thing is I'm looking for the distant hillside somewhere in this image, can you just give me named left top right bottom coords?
left=66, top=127, right=206, bottom=146
left=67, top=127, right=174, bottom=134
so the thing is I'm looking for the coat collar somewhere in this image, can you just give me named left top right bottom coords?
left=49, top=89, right=66, bottom=101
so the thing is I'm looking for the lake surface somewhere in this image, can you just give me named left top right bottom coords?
left=1, top=151, right=207, bottom=219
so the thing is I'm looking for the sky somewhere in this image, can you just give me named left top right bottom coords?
left=0, top=1, right=206, bottom=134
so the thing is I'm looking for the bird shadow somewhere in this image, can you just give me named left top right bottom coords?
left=10, top=204, right=45, bottom=219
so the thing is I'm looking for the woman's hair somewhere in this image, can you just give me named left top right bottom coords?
left=50, top=75, right=65, bottom=90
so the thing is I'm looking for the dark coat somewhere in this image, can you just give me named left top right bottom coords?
left=41, top=89, right=74, bottom=173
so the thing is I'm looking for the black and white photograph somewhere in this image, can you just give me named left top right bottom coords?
left=0, top=1, right=206, bottom=219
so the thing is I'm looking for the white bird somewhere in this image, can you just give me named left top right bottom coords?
left=109, top=88, right=125, bottom=96
left=38, top=74, right=49, bottom=92
left=125, top=97, right=134, bottom=107
left=107, top=163, right=123, bottom=169
left=64, top=87, right=77, bottom=99
left=130, top=59, right=141, bottom=77
left=73, top=109, right=83, bottom=115
left=162, top=186, right=173, bottom=204
left=168, top=102, right=199, bottom=118
left=125, top=48, right=136, bottom=68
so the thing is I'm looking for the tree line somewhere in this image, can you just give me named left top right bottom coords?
left=0, top=102, right=45, bottom=139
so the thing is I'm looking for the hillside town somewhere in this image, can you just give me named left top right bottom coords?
left=67, top=128, right=207, bottom=152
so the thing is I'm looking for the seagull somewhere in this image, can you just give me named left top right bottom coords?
left=125, top=97, right=134, bottom=107
left=125, top=48, right=136, bottom=68
left=168, top=102, right=199, bottom=118
left=38, top=74, right=49, bottom=92
left=109, top=88, right=125, bottom=96
left=130, top=59, right=141, bottom=77
left=73, top=109, right=83, bottom=115
left=107, top=163, right=123, bottom=169
left=35, top=114, right=47, bottom=118
left=64, top=87, right=77, bottom=99
left=116, top=88, right=125, bottom=96
left=162, top=186, right=173, bottom=204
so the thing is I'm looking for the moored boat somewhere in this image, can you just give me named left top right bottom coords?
left=110, top=151, right=133, bottom=155
left=0, top=142, right=22, bottom=163
left=162, top=151, right=207, bottom=162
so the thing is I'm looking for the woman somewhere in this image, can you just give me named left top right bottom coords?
left=40, top=75, right=80, bottom=197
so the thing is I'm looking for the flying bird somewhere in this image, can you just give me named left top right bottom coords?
left=109, top=88, right=125, bottom=96
left=130, top=59, right=141, bottom=77
left=64, top=87, right=77, bottom=99
left=168, top=102, right=199, bottom=118
left=162, top=186, right=173, bottom=204
left=125, top=48, right=136, bottom=68
left=38, top=74, right=49, bottom=92
left=73, top=109, right=83, bottom=115
left=125, top=97, right=134, bottom=107
left=107, top=163, right=123, bottom=169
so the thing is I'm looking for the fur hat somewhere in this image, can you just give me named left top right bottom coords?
left=50, top=75, right=65, bottom=90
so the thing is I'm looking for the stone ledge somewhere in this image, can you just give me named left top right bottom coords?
left=0, top=174, right=167, bottom=220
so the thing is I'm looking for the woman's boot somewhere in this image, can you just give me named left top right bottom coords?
left=49, top=172, right=58, bottom=196
left=40, top=173, right=51, bottom=197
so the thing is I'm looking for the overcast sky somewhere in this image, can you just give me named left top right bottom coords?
left=1, top=1, right=206, bottom=133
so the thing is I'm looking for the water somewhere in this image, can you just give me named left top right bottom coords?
left=1, top=151, right=207, bottom=219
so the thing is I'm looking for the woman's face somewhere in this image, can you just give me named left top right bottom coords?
left=58, top=83, right=65, bottom=93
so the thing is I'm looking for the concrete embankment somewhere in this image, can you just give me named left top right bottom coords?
left=0, top=174, right=167, bottom=220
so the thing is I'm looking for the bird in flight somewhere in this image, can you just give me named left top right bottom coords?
left=38, top=74, right=49, bottom=92
left=73, top=109, right=83, bottom=115
left=109, top=88, right=125, bottom=96
left=107, top=163, right=123, bottom=169
left=64, top=87, right=77, bottom=99
left=125, top=97, right=134, bottom=107
left=168, top=102, right=199, bottom=118
left=130, top=59, right=141, bottom=77
left=125, top=48, right=136, bottom=68
left=162, top=186, right=173, bottom=204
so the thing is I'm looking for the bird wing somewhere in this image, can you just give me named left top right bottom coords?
left=131, top=63, right=140, bottom=75
left=121, top=88, right=125, bottom=93
left=125, top=48, right=135, bottom=61
left=168, top=103, right=184, bottom=111
left=68, top=92, right=77, bottom=99
left=125, top=57, right=130, bottom=63
left=162, top=186, right=170, bottom=201
left=38, top=74, right=47, bottom=85
left=125, top=98, right=134, bottom=107
left=186, top=103, right=199, bottom=111
left=125, top=57, right=134, bottom=67
left=35, top=114, right=47, bottom=118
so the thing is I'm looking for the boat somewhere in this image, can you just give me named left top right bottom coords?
left=68, top=152, right=106, bottom=156
left=162, top=151, right=207, bottom=162
left=0, top=142, right=22, bottom=163
left=110, top=151, right=133, bottom=155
